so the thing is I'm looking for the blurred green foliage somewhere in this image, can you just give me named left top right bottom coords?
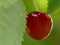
left=47, top=0, right=60, bottom=14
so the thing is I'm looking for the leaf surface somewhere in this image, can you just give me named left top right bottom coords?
left=0, top=0, right=26, bottom=45
left=47, top=0, right=60, bottom=14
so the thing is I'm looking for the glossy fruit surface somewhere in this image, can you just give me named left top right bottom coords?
left=26, top=11, right=53, bottom=40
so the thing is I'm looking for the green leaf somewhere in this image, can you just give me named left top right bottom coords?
left=47, top=0, right=60, bottom=14
left=35, top=0, right=48, bottom=12
left=23, top=0, right=48, bottom=13
left=23, top=0, right=38, bottom=13
left=0, top=0, right=26, bottom=45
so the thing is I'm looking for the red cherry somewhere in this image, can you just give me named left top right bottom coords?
left=26, top=11, right=53, bottom=40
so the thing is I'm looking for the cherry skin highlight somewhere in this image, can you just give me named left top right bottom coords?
left=26, top=11, right=53, bottom=40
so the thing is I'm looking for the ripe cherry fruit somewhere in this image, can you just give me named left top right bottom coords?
left=26, top=11, right=53, bottom=40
